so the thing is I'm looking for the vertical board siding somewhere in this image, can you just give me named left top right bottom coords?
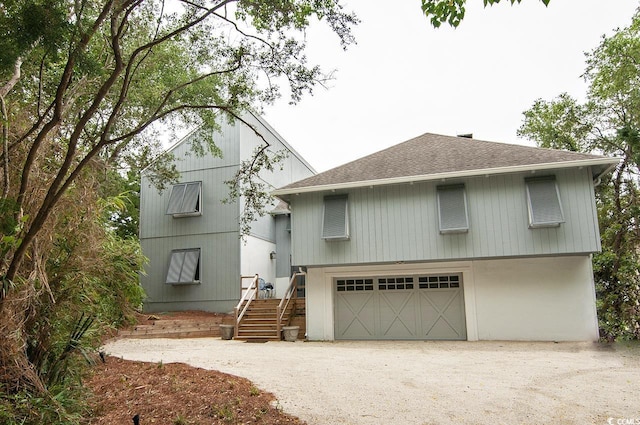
left=274, top=215, right=291, bottom=278
left=237, top=114, right=315, bottom=241
left=141, top=232, right=240, bottom=305
left=140, top=166, right=240, bottom=239
left=171, top=122, right=241, bottom=173
left=291, top=168, right=600, bottom=266
left=140, top=112, right=314, bottom=312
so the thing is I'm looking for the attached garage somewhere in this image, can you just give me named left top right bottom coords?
left=334, top=274, right=466, bottom=340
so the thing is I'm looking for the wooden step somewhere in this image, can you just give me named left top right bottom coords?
left=118, top=322, right=223, bottom=339
left=233, top=298, right=303, bottom=341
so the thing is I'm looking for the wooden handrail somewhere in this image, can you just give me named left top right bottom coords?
left=234, top=274, right=259, bottom=338
left=277, top=270, right=306, bottom=336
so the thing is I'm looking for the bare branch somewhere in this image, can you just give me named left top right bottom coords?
left=106, top=59, right=244, bottom=144
left=0, top=58, right=23, bottom=98
left=1, top=96, right=9, bottom=198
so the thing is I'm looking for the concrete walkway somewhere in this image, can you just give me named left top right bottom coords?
left=103, top=338, right=640, bottom=425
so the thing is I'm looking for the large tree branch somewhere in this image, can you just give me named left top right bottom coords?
left=99, top=0, right=237, bottom=145
left=15, top=0, right=116, bottom=212
left=106, top=58, right=243, bottom=144
left=6, top=1, right=243, bottom=285
left=0, top=58, right=23, bottom=98
left=1, top=96, right=9, bottom=198
left=4, top=1, right=117, bottom=285
left=127, top=0, right=236, bottom=62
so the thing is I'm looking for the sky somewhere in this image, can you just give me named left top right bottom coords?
left=262, top=0, right=639, bottom=173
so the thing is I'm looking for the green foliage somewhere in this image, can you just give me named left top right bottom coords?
left=0, top=0, right=71, bottom=73
left=519, top=10, right=640, bottom=340
left=0, top=384, right=89, bottom=425
left=1, top=1, right=357, bottom=422
left=99, top=169, right=144, bottom=239
left=517, top=93, right=593, bottom=152
left=212, top=403, right=236, bottom=422
left=421, top=0, right=550, bottom=28
left=224, top=142, right=289, bottom=238
left=173, top=413, right=189, bottom=425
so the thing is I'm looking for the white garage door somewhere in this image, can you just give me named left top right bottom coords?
left=335, top=274, right=466, bottom=340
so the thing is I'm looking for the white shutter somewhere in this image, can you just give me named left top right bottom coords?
left=166, top=251, right=186, bottom=284
left=166, top=249, right=201, bottom=284
left=180, top=249, right=200, bottom=282
left=166, top=182, right=202, bottom=216
left=166, top=184, right=186, bottom=215
left=322, top=195, right=349, bottom=240
left=437, top=185, right=469, bottom=233
left=182, top=182, right=201, bottom=214
left=526, top=176, right=564, bottom=227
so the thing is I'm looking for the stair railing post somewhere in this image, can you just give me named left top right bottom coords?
left=254, top=274, right=259, bottom=301
left=276, top=304, right=282, bottom=339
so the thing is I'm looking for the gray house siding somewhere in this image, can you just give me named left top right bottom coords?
left=140, top=167, right=240, bottom=239
left=140, top=122, right=243, bottom=312
left=140, top=112, right=314, bottom=312
left=275, top=215, right=291, bottom=278
left=290, top=167, right=601, bottom=267
left=141, top=233, right=240, bottom=312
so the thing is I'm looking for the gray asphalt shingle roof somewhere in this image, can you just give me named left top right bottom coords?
left=276, top=133, right=616, bottom=193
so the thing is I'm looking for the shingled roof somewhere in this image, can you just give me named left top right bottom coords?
left=272, top=133, right=619, bottom=196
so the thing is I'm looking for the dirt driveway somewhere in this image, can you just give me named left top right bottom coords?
left=103, top=339, right=640, bottom=425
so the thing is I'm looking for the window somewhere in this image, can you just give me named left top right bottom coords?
left=418, top=275, right=460, bottom=289
left=166, top=182, right=202, bottom=217
left=336, top=278, right=374, bottom=291
left=166, top=248, right=201, bottom=284
left=322, top=194, right=349, bottom=240
left=437, top=184, right=469, bottom=233
left=525, top=176, right=564, bottom=228
left=378, top=277, right=414, bottom=290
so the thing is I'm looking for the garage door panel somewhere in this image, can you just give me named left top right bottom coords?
left=336, top=292, right=376, bottom=338
left=379, top=292, right=417, bottom=338
left=442, top=291, right=466, bottom=338
left=335, top=274, right=466, bottom=340
left=419, top=290, right=466, bottom=340
left=425, top=316, right=464, bottom=339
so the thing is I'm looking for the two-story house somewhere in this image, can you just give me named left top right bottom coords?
left=272, top=133, right=619, bottom=341
left=139, top=112, right=314, bottom=313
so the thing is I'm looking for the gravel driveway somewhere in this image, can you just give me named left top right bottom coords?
left=103, top=338, right=640, bottom=425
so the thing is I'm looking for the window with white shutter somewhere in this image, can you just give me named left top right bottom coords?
left=525, top=176, right=564, bottom=228
left=437, top=184, right=469, bottom=234
left=166, top=182, right=202, bottom=217
left=322, top=195, right=349, bottom=240
left=166, top=248, right=201, bottom=284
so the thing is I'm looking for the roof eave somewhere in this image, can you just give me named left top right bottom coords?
left=272, top=157, right=621, bottom=196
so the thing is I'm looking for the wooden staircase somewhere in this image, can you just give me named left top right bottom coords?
left=236, top=298, right=292, bottom=341
left=235, top=298, right=306, bottom=341
left=234, top=272, right=307, bottom=341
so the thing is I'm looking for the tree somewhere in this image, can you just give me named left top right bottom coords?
left=0, top=0, right=357, bottom=419
left=420, top=0, right=550, bottom=28
left=519, top=10, right=640, bottom=340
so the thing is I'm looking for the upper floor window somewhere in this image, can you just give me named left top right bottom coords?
left=322, top=194, right=349, bottom=240
left=525, top=176, right=564, bottom=228
left=166, top=182, right=202, bottom=217
left=166, top=248, right=201, bottom=285
left=437, top=184, right=469, bottom=234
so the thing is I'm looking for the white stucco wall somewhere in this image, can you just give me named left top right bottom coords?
left=240, top=236, right=276, bottom=287
left=274, top=277, right=290, bottom=299
left=305, top=256, right=599, bottom=342
left=473, top=255, right=599, bottom=341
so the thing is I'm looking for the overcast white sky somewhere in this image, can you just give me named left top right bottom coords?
left=262, top=0, right=639, bottom=172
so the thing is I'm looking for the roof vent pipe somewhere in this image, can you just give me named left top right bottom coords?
left=457, top=133, right=473, bottom=138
